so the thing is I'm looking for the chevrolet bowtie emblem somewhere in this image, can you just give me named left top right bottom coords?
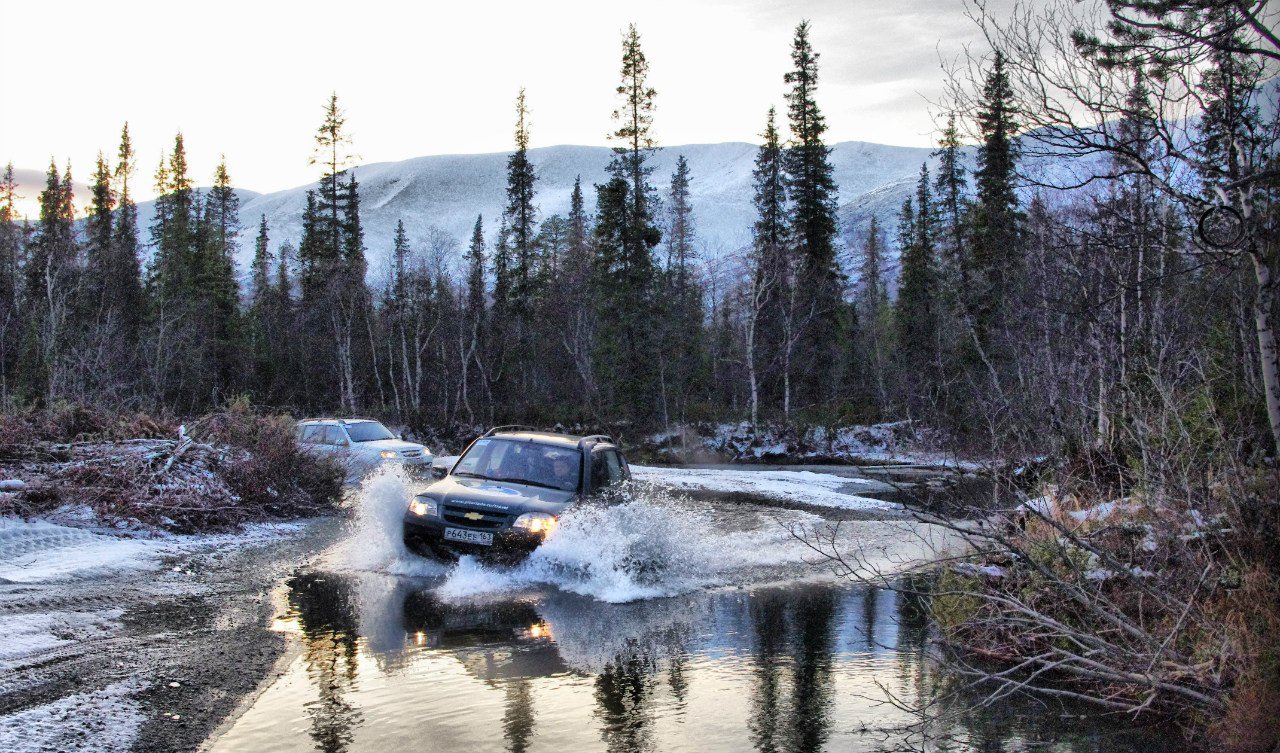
left=464, top=512, right=484, bottom=521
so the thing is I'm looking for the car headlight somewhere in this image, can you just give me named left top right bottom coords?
left=380, top=450, right=398, bottom=459
left=409, top=497, right=438, bottom=517
left=513, top=512, right=557, bottom=535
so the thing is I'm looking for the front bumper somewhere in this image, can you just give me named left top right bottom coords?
left=403, top=512, right=546, bottom=561
left=377, top=455, right=435, bottom=480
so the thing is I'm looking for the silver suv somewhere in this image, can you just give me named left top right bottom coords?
left=296, top=418, right=434, bottom=482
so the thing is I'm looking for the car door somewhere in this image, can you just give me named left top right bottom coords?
left=589, top=449, right=627, bottom=498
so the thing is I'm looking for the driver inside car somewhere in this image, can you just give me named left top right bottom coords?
left=548, top=454, right=576, bottom=489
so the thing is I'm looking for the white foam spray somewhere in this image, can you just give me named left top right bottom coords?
left=436, top=485, right=824, bottom=603
left=324, top=466, right=446, bottom=578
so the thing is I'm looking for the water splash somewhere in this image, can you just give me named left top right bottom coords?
left=324, top=466, right=446, bottom=578
left=436, top=486, right=824, bottom=603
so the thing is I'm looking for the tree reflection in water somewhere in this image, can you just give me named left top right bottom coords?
left=248, top=570, right=1179, bottom=753
left=785, top=589, right=837, bottom=753
left=502, top=678, right=535, bottom=753
left=594, top=645, right=659, bottom=753
left=287, top=572, right=365, bottom=753
left=749, top=591, right=788, bottom=753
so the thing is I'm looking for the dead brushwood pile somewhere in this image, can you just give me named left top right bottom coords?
left=922, top=470, right=1280, bottom=750
left=0, top=405, right=343, bottom=533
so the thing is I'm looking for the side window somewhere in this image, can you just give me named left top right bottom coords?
left=323, top=426, right=348, bottom=446
left=299, top=425, right=323, bottom=444
left=605, top=451, right=624, bottom=484
left=590, top=451, right=611, bottom=491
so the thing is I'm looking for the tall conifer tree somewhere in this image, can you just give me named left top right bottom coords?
left=0, top=164, right=21, bottom=404
left=110, top=124, right=144, bottom=344
left=593, top=23, right=663, bottom=420
left=968, top=52, right=1023, bottom=345
left=782, top=20, right=842, bottom=406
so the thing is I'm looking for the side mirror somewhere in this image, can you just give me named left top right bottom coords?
left=430, top=465, right=448, bottom=480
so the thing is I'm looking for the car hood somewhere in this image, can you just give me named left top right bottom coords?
left=423, top=476, right=576, bottom=514
left=354, top=439, right=429, bottom=454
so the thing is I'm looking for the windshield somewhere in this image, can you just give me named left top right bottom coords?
left=452, top=438, right=581, bottom=492
left=344, top=421, right=396, bottom=442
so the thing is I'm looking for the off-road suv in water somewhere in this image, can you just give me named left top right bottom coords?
left=403, top=426, right=631, bottom=560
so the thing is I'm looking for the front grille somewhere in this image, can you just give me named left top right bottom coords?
left=442, top=505, right=511, bottom=530
left=402, top=450, right=423, bottom=458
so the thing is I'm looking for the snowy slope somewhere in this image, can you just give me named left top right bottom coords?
left=132, top=140, right=945, bottom=283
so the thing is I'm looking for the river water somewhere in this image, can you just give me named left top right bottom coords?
left=207, top=469, right=1178, bottom=753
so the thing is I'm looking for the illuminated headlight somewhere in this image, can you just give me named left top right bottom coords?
left=409, top=497, right=438, bottom=517
left=513, top=512, right=557, bottom=535
left=380, top=450, right=398, bottom=459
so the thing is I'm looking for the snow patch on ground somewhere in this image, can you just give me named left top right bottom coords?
left=0, top=609, right=124, bottom=672
left=0, top=678, right=146, bottom=753
left=630, top=465, right=894, bottom=511
left=0, top=514, right=303, bottom=585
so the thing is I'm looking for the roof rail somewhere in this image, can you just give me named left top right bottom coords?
left=482, top=424, right=539, bottom=438
left=577, top=434, right=614, bottom=449
left=297, top=417, right=378, bottom=424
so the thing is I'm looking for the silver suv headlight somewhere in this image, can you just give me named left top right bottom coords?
left=380, top=450, right=398, bottom=459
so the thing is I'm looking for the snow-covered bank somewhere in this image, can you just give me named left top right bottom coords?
left=0, top=513, right=303, bottom=585
left=645, top=421, right=982, bottom=468
left=630, top=465, right=896, bottom=511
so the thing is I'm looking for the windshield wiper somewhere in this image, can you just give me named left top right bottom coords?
left=488, top=476, right=560, bottom=490
left=453, top=471, right=489, bottom=480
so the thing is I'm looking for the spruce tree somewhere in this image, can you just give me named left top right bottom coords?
left=896, top=164, right=942, bottom=408
left=202, top=158, right=242, bottom=398
left=857, top=215, right=891, bottom=412
left=462, top=215, right=488, bottom=422
left=782, top=20, right=842, bottom=408
left=658, top=155, right=704, bottom=422
left=149, top=134, right=197, bottom=307
left=750, top=107, right=792, bottom=415
left=298, top=93, right=367, bottom=412
left=250, top=215, right=272, bottom=306
left=499, top=89, right=541, bottom=409
left=932, top=112, right=968, bottom=283
left=968, top=52, right=1023, bottom=345
left=0, top=164, right=22, bottom=404
left=593, top=23, right=663, bottom=421
left=247, top=215, right=273, bottom=399
left=22, top=160, right=77, bottom=403
left=562, top=178, right=596, bottom=417
left=110, top=124, right=144, bottom=344
left=85, top=153, right=116, bottom=312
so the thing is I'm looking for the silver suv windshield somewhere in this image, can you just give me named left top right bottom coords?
left=344, top=422, right=396, bottom=442
left=452, top=438, right=581, bottom=492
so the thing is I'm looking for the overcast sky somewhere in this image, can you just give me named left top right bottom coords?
left=2, top=0, right=1007, bottom=203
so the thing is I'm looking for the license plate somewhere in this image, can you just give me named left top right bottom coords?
left=444, top=528, right=494, bottom=546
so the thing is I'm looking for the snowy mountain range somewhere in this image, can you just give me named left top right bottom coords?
left=129, top=140, right=950, bottom=284
left=14, top=140, right=962, bottom=284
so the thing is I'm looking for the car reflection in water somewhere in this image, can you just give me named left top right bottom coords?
left=221, top=572, right=1184, bottom=753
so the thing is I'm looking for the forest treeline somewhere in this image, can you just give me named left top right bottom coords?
left=0, top=13, right=1276, bottom=466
